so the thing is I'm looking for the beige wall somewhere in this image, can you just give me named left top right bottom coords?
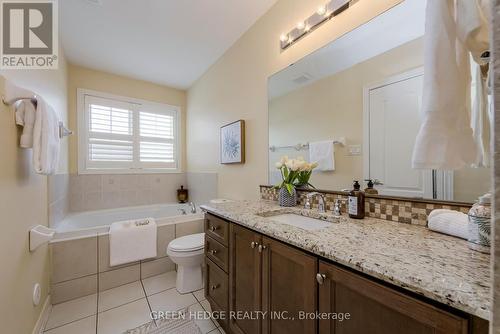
left=187, top=0, right=403, bottom=200
left=67, top=64, right=187, bottom=174
left=269, top=38, right=424, bottom=191
left=0, top=51, right=68, bottom=333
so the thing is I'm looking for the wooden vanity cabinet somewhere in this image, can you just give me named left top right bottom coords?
left=317, top=261, right=468, bottom=334
left=205, top=213, right=484, bottom=334
left=261, top=237, right=318, bottom=334
left=229, top=223, right=263, bottom=334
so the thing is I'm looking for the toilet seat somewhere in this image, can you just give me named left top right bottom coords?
left=168, top=233, right=204, bottom=252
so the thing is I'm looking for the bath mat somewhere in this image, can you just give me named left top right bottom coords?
left=124, top=310, right=202, bottom=334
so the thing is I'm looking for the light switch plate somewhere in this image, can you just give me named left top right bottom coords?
left=347, top=145, right=362, bottom=156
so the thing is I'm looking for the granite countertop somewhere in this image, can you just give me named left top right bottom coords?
left=200, top=199, right=491, bottom=320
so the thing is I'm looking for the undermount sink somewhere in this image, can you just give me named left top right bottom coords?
left=267, top=213, right=332, bottom=231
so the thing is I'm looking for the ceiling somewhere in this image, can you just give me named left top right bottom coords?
left=268, top=0, right=426, bottom=99
left=60, top=0, right=277, bottom=89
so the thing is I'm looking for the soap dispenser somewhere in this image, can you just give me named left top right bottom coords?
left=348, top=181, right=365, bottom=219
left=364, top=179, right=379, bottom=195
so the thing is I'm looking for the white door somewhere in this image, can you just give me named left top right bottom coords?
left=365, top=70, right=434, bottom=198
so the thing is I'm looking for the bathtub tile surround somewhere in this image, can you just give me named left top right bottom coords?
left=48, top=173, right=70, bottom=227
left=43, top=271, right=220, bottom=334
left=187, top=172, right=218, bottom=205
left=260, top=185, right=471, bottom=226
left=51, top=236, right=98, bottom=283
left=70, top=173, right=188, bottom=212
left=50, top=219, right=203, bottom=304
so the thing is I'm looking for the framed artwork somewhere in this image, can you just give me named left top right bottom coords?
left=220, top=120, right=245, bottom=164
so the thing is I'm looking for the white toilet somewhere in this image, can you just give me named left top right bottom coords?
left=167, top=233, right=205, bottom=294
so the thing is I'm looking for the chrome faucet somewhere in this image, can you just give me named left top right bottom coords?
left=189, top=202, right=197, bottom=214
left=306, top=192, right=326, bottom=213
left=333, top=199, right=342, bottom=217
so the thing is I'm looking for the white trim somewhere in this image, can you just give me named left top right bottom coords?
left=32, top=295, right=51, bottom=334
left=362, top=67, right=424, bottom=181
left=77, top=88, right=181, bottom=175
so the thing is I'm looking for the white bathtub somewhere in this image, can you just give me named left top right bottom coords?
left=53, top=203, right=204, bottom=242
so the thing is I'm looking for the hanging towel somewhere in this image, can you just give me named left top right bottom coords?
left=427, top=209, right=469, bottom=240
left=109, top=218, right=157, bottom=267
left=412, top=0, right=477, bottom=170
left=471, top=63, right=490, bottom=167
left=32, top=97, right=60, bottom=175
left=309, top=141, right=334, bottom=171
left=4, top=81, right=36, bottom=148
left=15, top=101, right=36, bottom=148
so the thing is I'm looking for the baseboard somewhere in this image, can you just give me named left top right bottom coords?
left=32, top=295, right=51, bottom=334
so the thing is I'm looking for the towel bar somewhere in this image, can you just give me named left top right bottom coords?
left=2, top=95, right=73, bottom=138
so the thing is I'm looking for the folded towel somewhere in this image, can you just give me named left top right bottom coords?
left=33, top=97, right=60, bottom=175
left=109, top=218, right=157, bottom=267
left=428, top=209, right=468, bottom=240
left=309, top=141, right=335, bottom=171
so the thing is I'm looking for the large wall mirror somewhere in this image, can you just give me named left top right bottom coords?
left=267, top=0, right=490, bottom=204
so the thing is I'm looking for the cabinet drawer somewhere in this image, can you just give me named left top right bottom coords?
left=206, top=235, right=228, bottom=273
left=205, top=213, right=229, bottom=246
left=205, top=257, right=228, bottom=311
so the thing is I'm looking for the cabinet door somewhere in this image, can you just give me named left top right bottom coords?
left=318, top=261, right=468, bottom=334
left=229, top=224, right=262, bottom=334
left=261, top=237, right=318, bottom=334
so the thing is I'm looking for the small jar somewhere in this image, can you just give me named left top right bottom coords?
left=177, top=185, right=188, bottom=203
left=468, top=193, right=491, bottom=254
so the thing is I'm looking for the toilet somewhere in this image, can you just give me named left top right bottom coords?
left=167, top=233, right=205, bottom=294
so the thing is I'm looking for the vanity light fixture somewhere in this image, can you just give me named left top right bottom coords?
left=280, top=0, right=357, bottom=50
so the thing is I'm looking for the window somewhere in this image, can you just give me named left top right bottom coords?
left=78, top=89, right=180, bottom=174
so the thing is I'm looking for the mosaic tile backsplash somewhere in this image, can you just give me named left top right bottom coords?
left=260, top=186, right=471, bottom=226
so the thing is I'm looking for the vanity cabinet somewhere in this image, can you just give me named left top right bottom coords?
left=205, top=213, right=484, bottom=334
left=317, top=261, right=468, bottom=334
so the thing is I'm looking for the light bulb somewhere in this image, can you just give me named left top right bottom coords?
left=280, top=34, right=288, bottom=42
left=317, top=5, right=326, bottom=15
left=297, top=21, right=305, bottom=30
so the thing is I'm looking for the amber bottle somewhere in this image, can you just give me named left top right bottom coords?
left=348, top=181, right=365, bottom=219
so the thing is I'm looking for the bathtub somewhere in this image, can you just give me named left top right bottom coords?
left=52, top=203, right=204, bottom=242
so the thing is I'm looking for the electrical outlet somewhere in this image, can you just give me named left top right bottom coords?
left=347, top=145, right=362, bottom=156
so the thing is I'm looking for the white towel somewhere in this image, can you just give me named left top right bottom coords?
left=309, top=141, right=335, bottom=171
left=4, top=80, right=60, bottom=174
left=428, top=209, right=469, bottom=240
left=109, top=218, right=157, bottom=267
left=412, top=0, right=477, bottom=170
left=471, top=63, right=491, bottom=167
left=15, top=101, right=36, bottom=148
left=4, top=81, right=36, bottom=148
left=33, top=97, right=60, bottom=175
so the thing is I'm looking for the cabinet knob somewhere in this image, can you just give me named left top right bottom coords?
left=250, top=241, right=258, bottom=249
left=210, top=225, right=218, bottom=231
left=258, top=244, right=267, bottom=253
left=209, top=249, right=217, bottom=255
left=211, top=284, right=220, bottom=290
left=316, top=273, right=327, bottom=285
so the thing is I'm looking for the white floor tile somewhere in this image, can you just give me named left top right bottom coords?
left=98, top=281, right=145, bottom=313
left=187, top=303, right=217, bottom=334
left=200, top=299, right=212, bottom=313
left=148, top=288, right=197, bottom=313
left=97, top=298, right=152, bottom=334
left=141, top=271, right=176, bottom=296
left=45, top=294, right=97, bottom=330
left=44, top=315, right=96, bottom=334
left=193, top=288, right=206, bottom=302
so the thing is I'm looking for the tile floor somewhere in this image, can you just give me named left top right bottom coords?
left=44, top=271, right=225, bottom=334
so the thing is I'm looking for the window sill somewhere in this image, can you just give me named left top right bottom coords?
left=77, top=168, right=183, bottom=175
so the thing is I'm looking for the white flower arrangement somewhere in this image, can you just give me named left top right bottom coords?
left=275, top=156, right=318, bottom=194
